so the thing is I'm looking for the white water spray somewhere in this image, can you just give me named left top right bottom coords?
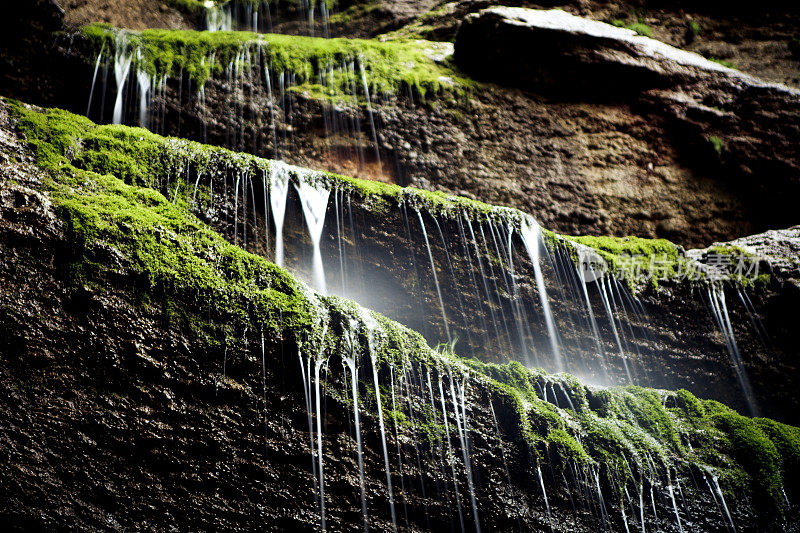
left=364, top=315, right=398, bottom=532
left=520, top=217, right=563, bottom=371
left=295, top=176, right=330, bottom=294
left=112, top=33, right=133, bottom=125
left=269, top=162, right=291, bottom=267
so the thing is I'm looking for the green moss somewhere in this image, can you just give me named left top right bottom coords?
left=164, top=0, right=210, bottom=18
left=687, top=20, right=701, bottom=38
left=709, top=135, right=726, bottom=154
left=612, top=19, right=653, bottom=38
left=707, top=403, right=782, bottom=503
left=79, top=24, right=471, bottom=99
left=676, top=388, right=705, bottom=419
left=710, top=57, right=737, bottom=69
left=755, top=418, right=800, bottom=495
left=8, top=99, right=517, bottom=227
left=568, top=234, right=684, bottom=288
left=7, top=96, right=800, bottom=512
left=327, top=2, right=382, bottom=26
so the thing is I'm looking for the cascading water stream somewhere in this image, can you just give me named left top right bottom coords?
left=342, top=326, right=369, bottom=532
left=299, top=324, right=328, bottom=530
left=135, top=50, right=152, bottom=128
left=710, top=473, right=736, bottom=532
left=708, top=284, right=758, bottom=416
left=438, top=377, right=466, bottom=532
left=269, top=162, right=290, bottom=267
left=112, top=33, right=133, bottom=125
left=86, top=45, right=105, bottom=116
left=358, top=55, right=381, bottom=170
left=364, top=314, right=398, bottom=532
left=450, top=378, right=481, bottom=532
left=520, top=217, right=563, bottom=372
left=667, top=481, right=683, bottom=533
left=416, top=209, right=451, bottom=343
left=314, top=357, right=328, bottom=532
left=536, top=463, right=552, bottom=529
left=295, top=177, right=331, bottom=294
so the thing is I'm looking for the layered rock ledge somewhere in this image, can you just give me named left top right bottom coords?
left=1, top=96, right=800, bottom=532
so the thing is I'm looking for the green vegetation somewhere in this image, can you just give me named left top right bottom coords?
left=462, top=354, right=799, bottom=507
left=687, top=20, right=702, bottom=39
left=612, top=19, right=653, bottom=38
left=709, top=135, right=726, bottom=154
left=710, top=57, right=737, bottom=69
left=7, top=99, right=512, bottom=223
left=6, top=97, right=800, bottom=513
left=164, top=0, right=210, bottom=18
left=567, top=234, right=685, bottom=288
left=79, top=24, right=471, bottom=99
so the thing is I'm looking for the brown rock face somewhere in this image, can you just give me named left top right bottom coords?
left=455, top=7, right=800, bottom=245
left=0, top=102, right=789, bottom=532
left=4, top=4, right=800, bottom=248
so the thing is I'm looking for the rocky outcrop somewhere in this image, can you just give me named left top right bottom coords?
left=2, top=5, right=798, bottom=247
left=2, top=95, right=799, bottom=532
left=6, top=97, right=799, bottom=426
left=455, top=8, right=800, bottom=241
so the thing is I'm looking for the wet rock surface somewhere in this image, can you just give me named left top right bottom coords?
left=3, top=3, right=800, bottom=247
left=0, top=102, right=792, bottom=532
left=455, top=8, right=800, bottom=245
left=1, top=2, right=800, bottom=530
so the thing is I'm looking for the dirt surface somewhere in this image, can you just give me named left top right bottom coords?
left=60, top=0, right=197, bottom=30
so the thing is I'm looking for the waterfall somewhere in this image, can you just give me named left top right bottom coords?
left=86, top=45, right=105, bottom=116
left=450, top=378, right=481, bottom=532
left=295, top=176, right=331, bottom=294
left=358, top=55, right=381, bottom=170
left=536, top=463, right=552, bottom=528
left=416, top=209, right=451, bottom=343
left=708, top=285, right=759, bottom=416
left=365, top=315, right=398, bottom=532
left=438, top=377, right=465, bottom=531
left=136, top=64, right=152, bottom=128
left=314, top=357, right=327, bottom=532
left=206, top=3, right=232, bottom=32
left=520, top=217, right=563, bottom=372
left=269, top=162, right=291, bottom=267
left=710, top=474, right=736, bottom=532
left=112, top=33, right=133, bottom=125
left=598, top=276, right=635, bottom=383
left=343, top=341, right=369, bottom=532
left=667, top=482, right=683, bottom=533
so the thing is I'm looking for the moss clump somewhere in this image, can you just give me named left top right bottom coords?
left=612, top=19, right=653, bottom=38
left=686, top=20, right=701, bottom=41
left=704, top=402, right=782, bottom=503
left=709, top=135, right=726, bottom=154
left=568, top=234, right=684, bottom=288
left=710, top=57, right=737, bottom=70
left=79, top=24, right=471, bottom=99
left=7, top=99, right=516, bottom=225
left=164, top=0, right=210, bottom=18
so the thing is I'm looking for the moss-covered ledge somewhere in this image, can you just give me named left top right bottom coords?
left=76, top=23, right=470, bottom=100
left=5, top=95, right=798, bottom=522
left=10, top=97, right=777, bottom=299
left=7, top=98, right=521, bottom=221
